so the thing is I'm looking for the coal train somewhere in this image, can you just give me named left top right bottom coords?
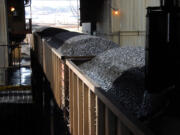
left=31, top=27, right=147, bottom=135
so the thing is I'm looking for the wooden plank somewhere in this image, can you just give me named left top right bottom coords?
left=55, top=54, right=57, bottom=98
left=108, top=110, right=117, bottom=135
left=117, top=119, right=121, bottom=135
left=54, top=54, right=57, bottom=103
left=57, top=57, right=60, bottom=107
left=53, top=53, right=55, bottom=94
left=60, top=59, right=63, bottom=107
left=105, top=108, right=116, bottom=135
left=64, top=63, right=69, bottom=109
left=77, top=77, right=80, bottom=135
left=95, top=96, right=98, bottom=135
left=88, top=90, right=91, bottom=135
left=105, top=107, right=109, bottom=135
left=98, top=99, right=105, bottom=135
left=57, top=56, right=59, bottom=106
left=69, top=69, right=74, bottom=134
left=73, top=74, right=78, bottom=135
left=83, top=84, right=89, bottom=135
left=56, top=56, right=58, bottom=106
left=56, top=56, right=60, bottom=107
left=59, top=59, right=62, bottom=107
left=88, top=90, right=96, bottom=135
left=78, top=79, right=83, bottom=135
left=42, top=40, right=46, bottom=73
left=51, top=49, right=53, bottom=87
left=49, top=49, right=52, bottom=89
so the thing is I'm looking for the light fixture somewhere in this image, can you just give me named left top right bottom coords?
left=109, top=4, right=121, bottom=16
left=112, top=9, right=120, bottom=16
left=10, top=6, right=15, bottom=12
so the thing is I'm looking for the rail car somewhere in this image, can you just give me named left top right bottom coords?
left=30, top=27, right=154, bottom=135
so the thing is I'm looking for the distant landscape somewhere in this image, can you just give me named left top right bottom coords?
left=26, top=0, right=79, bottom=25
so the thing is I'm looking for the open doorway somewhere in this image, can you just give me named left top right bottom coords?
left=31, top=0, right=80, bottom=32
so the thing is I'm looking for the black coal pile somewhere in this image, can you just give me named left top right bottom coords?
left=79, top=46, right=145, bottom=90
left=100, top=67, right=153, bottom=119
left=46, top=32, right=119, bottom=56
left=46, top=31, right=83, bottom=49
left=32, top=26, right=49, bottom=33
left=79, top=46, right=164, bottom=119
left=37, top=27, right=68, bottom=39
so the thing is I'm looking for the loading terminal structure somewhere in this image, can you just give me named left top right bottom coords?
left=0, top=0, right=180, bottom=135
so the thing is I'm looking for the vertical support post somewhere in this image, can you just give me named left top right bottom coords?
left=0, top=0, right=9, bottom=67
left=73, top=74, right=78, bottom=135
left=105, top=107, right=110, bottom=135
left=69, top=69, right=74, bottom=134
left=83, top=84, right=89, bottom=135
left=98, top=99, right=105, bottom=135
left=117, top=120, right=122, bottom=135
left=117, top=119, right=132, bottom=135
left=60, top=60, right=63, bottom=107
left=95, top=96, right=98, bottom=135
left=88, top=90, right=97, bottom=135
left=78, top=79, right=83, bottom=135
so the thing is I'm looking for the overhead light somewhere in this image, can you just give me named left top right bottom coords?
left=10, top=6, right=15, bottom=12
left=112, top=9, right=120, bottom=16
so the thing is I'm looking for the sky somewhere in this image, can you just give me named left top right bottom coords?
left=26, top=0, right=80, bottom=25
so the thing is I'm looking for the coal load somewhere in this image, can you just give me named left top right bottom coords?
left=47, top=32, right=119, bottom=56
left=79, top=46, right=156, bottom=119
left=35, top=27, right=68, bottom=40
left=46, top=31, right=83, bottom=49
left=101, top=67, right=153, bottom=119
left=32, top=26, right=49, bottom=33
left=79, top=46, right=145, bottom=90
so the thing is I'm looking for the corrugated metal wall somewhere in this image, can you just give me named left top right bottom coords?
left=0, top=0, right=9, bottom=68
left=96, top=0, right=160, bottom=46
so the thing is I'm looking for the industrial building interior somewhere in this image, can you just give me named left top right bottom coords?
left=0, top=0, right=180, bottom=135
